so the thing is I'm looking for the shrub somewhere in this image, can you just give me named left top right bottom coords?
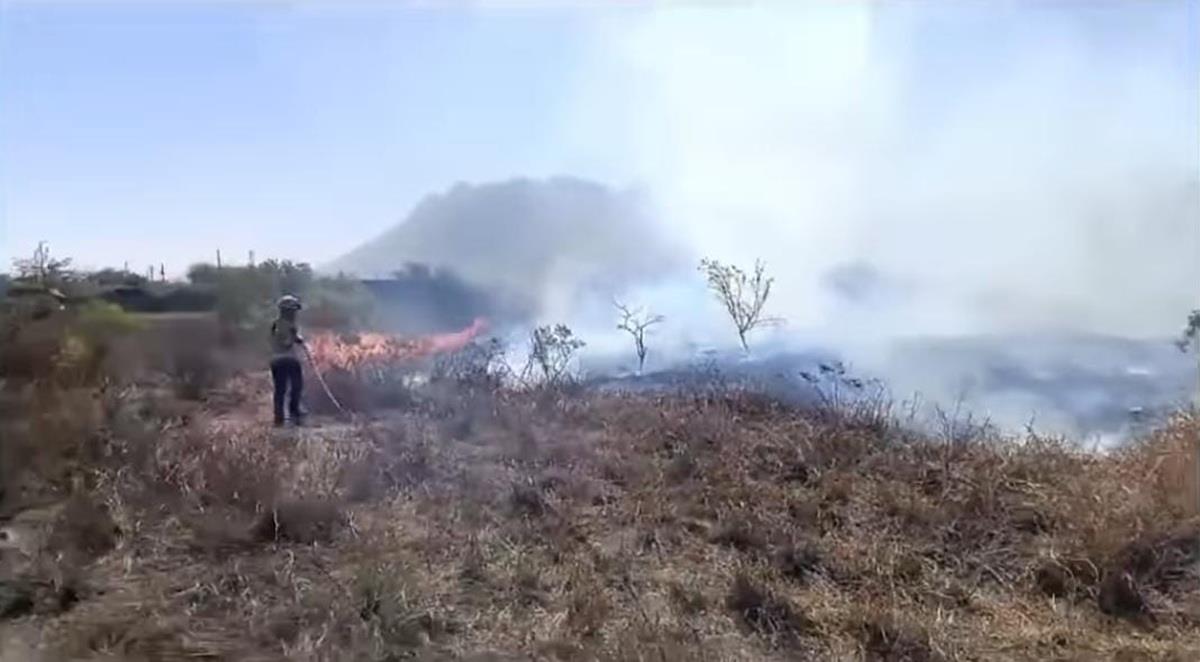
left=699, top=257, right=781, bottom=352
left=430, top=337, right=507, bottom=389
left=251, top=499, right=346, bottom=544
left=525, top=324, right=585, bottom=387
left=0, top=301, right=142, bottom=387
left=212, top=267, right=275, bottom=342
left=73, top=300, right=142, bottom=339
left=0, top=313, right=66, bottom=381
left=726, top=574, right=811, bottom=643
left=167, top=342, right=223, bottom=401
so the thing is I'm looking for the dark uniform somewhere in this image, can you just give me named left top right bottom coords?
left=270, top=297, right=305, bottom=426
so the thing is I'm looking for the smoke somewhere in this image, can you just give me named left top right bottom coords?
left=547, top=3, right=1197, bottom=436
left=360, top=263, right=510, bottom=336
left=331, top=4, right=1196, bottom=437
left=562, top=3, right=1198, bottom=342
left=330, top=177, right=686, bottom=333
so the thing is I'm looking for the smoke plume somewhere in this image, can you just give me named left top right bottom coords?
left=333, top=4, right=1196, bottom=438
left=562, top=3, right=1198, bottom=342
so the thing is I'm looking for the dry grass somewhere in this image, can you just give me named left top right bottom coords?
left=2, top=361, right=1200, bottom=660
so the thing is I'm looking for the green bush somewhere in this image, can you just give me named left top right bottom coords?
left=74, top=300, right=143, bottom=338
left=185, top=260, right=374, bottom=342
left=0, top=301, right=143, bottom=386
left=59, top=302, right=145, bottom=385
left=212, top=267, right=274, bottom=336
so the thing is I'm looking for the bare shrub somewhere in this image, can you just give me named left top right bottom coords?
left=160, top=431, right=282, bottom=514
left=167, top=344, right=222, bottom=401
left=1034, top=560, right=1072, bottom=598
left=799, top=361, right=893, bottom=433
left=305, top=362, right=419, bottom=414
left=524, top=324, right=585, bottom=387
left=352, top=562, right=459, bottom=657
left=699, top=257, right=781, bottom=351
left=251, top=499, right=346, bottom=544
left=430, top=337, right=507, bottom=390
left=0, top=314, right=66, bottom=381
left=614, top=300, right=664, bottom=374
left=363, top=366, right=421, bottom=411
left=775, top=540, right=824, bottom=584
left=726, top=574, right=810, bottom=643
left=305, top=366, right=369, bottom=415
left=856, top=612, right=942, bottom=662
left=509, top=479, right=552, bottom=518
left=1098, top=571, right=1151, bottom=621
left=354, top=563, right=426, bottom=651
left=12, top=241, right=74, bottom=286
left=48, top=494, right=120, bottom=561
left=931, top=395, right=996, bottom=451
left=0, top=388, right=105, bottom=513
left=566, top=579, right=612, bottom=638
left=710, top=521, right=768, bottom=554
left=667, top=581, right=709, bottom=615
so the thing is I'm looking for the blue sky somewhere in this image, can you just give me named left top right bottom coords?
left=1, top=3, right=605, bottom=272
left=1, top=1, right=1196, bottom=340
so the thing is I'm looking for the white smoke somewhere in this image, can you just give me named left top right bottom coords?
left=531, top=3, right=1198, bottom=437
left=334, top=3, right=1195, bottom=436
left=560, top=3, right=1198, bottom=346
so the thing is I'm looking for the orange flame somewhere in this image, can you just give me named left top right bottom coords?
left=308, top=318, right=488, bottom=372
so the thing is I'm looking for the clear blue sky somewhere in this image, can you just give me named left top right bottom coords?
left=1, top=3, right=608, bottom=273
left=1, top=1, right=1195, bottom=289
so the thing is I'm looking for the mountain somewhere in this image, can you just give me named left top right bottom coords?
left=328, top=177, right=684, bottom=326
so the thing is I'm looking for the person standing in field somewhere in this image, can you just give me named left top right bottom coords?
left=270, top=295, right=306, bottom=427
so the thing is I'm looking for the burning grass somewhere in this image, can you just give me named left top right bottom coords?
left=2, top=357, right=1200, bottom=660
left=305, top=318, right=488, bottom=373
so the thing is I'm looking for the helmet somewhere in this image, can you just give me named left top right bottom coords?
left=277, top=295, right=302, bottom=311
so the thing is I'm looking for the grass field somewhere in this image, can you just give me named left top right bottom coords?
left=2, top=355, right=1200, bottom=660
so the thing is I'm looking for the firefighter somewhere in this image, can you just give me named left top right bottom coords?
left=270, top=295, right=306, bottom=426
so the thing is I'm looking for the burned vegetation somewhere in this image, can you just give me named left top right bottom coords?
left=2, top=288, right=1200, bottom=660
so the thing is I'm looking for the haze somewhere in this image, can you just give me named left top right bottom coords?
left=2, top=2, right=1197, bottom=437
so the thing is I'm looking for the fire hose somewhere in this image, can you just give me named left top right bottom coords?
left=296, top=319, right=487, bottom=423
left=301, top=343, right=351, bottom=418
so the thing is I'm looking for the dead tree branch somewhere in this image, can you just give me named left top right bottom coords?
left=615, top=299, right=664, bottom=374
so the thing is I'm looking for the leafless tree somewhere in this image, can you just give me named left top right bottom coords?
left=12, top=241, right=73, bottom=286
left=614, top=300, right=664, bottom=374
left=699, top=258, right=781, bottom=352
